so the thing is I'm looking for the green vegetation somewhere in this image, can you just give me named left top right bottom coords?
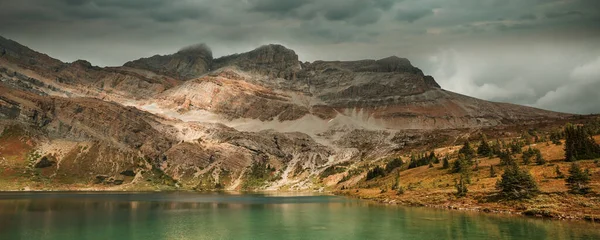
left=242, top=161, right=277, bottom=189
left=366, top=166, right=385, bottom=180
left=564, top=124, right=600, bottom=161
left=566, top=163, right=591, bottom=194
left=442, top=156, right=450, bottom=169
left=535, top=149, right=546, bottom=165
left=490, top=165, right=496, bottom=178
left=320, top=164, right=347, bottom=178
left=550, top=130, right=563, bottom=145
left=455, top=175, right=468, bottom=197
left=408, top=151, right=437, bottom=169
left=477, top=134, right=492, bottom=157
left=496, top=163, right=539, bottom=199
left=499, top=150, right=516, bottom=166
left=508, top=140, right=524, bottom=154
left=459, top=141, right=475, bottom=159
left=385, top=158, right=403, bottom=173
left=555, top=165, right=565, bottom=179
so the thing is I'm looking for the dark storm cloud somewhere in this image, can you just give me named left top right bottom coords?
left=0, top=0, right=600, bottom=113
left=62, top=0, right=167, bottom=9
left=395, top=8, right=433, bottom=23
left=545, top=11, right=584, bottom=19
left=249, top=0, right=311, bottom=13
left=248, top=0, right=396, bottom=25
left=519, top=14, right=537, bottom=21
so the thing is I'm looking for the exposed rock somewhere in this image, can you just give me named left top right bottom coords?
left=0, top=36, right=574, bottom=191
left=124, top=43, right=213, bottom=80
left=213, top=44, right=301, bottom=80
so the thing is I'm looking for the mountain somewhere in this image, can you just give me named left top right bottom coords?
left=0, top=36, right=571, bottom=191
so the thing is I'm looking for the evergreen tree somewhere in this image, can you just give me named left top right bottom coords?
left=442, top=156, right=450, bottom=169
left=490, top=165, right=497, bottom=177
left=392, top=169, right=400, bottom=190
left=566, top=163, right=591, bottom=194
left=564, top=124, right=600, bottom=161
left=452, top=155, right=472, bottom=184
left=555, top=165, right=565, bottom=179
left=429, top=151, right=439, bottom=164
left=550, top=130, right=562, bottom=145
left=366, top=166, right=385, bottom=180
left=477, top=134, right=492, bottom=157
left=385, top=158, right=403, bottom=173
left=499, top=150, right=516, bottom=166
left=523, top=131, right=533, bottom=145
left=496, top=163, right=539, bottom=199
left=455, top=175, right=468, bottom=197
left=509, top=140, right=523, bottom=154
left=522, top=147, right=535, bottom=165
left=535, top=149, right=546, bottom=165
left=459, top=141, right=476, bottom=159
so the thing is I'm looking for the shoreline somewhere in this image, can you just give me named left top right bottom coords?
left=336, top=188, right=600, bottom=223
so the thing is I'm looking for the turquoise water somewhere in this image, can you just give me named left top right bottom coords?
left=0, top=192, right=598, bottom=240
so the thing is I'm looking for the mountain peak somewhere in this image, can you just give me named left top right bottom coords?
left=212, top=44, right=300, bottom=80
left=176, top=43, right=213, bottom=58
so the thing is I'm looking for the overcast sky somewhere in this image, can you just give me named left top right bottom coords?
left=1, top=0, right=599, bottom=114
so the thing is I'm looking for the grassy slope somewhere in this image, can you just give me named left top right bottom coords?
left=337, top=136, right=600, bottom=221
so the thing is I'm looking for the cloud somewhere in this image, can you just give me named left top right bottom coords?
left=535, top=56, right=600, bottom=114
left=545, top=11, right=584, bottom=19
left=249, top=0, right=311, bottom=13
left=423, top=43, right=600, bottom=113
left=0, top=0, right=599, bottom=113
left=247, top=0, right=395, bottom=25
left=395, top=8, right=434, bottom=23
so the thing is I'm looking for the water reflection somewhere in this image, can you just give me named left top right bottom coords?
left=0, top=192, right=598, bottom=240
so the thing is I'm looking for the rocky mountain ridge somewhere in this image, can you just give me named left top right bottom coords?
left=0, top=36, right=570, bottom=191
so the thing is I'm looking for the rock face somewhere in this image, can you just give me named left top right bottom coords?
left=124, top=44, right=213, bottom=80
left=213, top=44, right=301, bottom=80
left=0, top=35, right=572, bottom=191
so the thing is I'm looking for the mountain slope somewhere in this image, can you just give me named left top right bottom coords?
left=0, top=36, right=572, bottom=191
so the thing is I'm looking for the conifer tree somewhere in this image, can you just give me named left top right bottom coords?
left=442, top=156, right=450, bottom=169
left=496, top=163, right=539, bottom=199
left=477, top=134, right=492, bottom=157
left=535, top=149, right=546, bottom=165
left=499, top=150, right=516, bottom=166
left=566, top=163, right=591, bottom=194
left=459, top=141, right=475, bottom=159
left=452, top=155, right=472, bottom=184
left=564, top=124, right=600, bottom=161
left=455, top=175, right=468, bottom=197
left=555, top=165, right=565, bottom=179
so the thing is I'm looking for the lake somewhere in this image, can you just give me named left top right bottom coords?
left=0, top=192, right=598, bottom=239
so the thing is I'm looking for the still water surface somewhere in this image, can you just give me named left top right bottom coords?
left=0, top=192, right=598, bottom=240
